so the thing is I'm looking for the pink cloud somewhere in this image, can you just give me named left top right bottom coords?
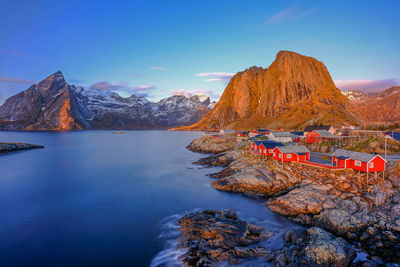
left=90, top=81, right=123, bottom=91
left=172, top=89, right=193, bottom=98
left=335, top=79, right=399, bottom=93
left=89, top=81, right=156, bottom=98
left=0, top=76, right=36, bottom=84
left=149, top=66, right=167, bottom=71
left=132, top=85, right=156, bottom=92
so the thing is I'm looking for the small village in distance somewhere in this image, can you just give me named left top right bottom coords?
left=205, top=124, right=400, bottom=186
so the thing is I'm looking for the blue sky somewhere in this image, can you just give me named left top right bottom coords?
left=0, top=0, right=399, bottom=104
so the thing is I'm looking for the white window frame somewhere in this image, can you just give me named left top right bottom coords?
left=369, top=162, right=374, bottom=168
left=264, top=149, right=266, bottom=153
left=287, top=154, right=292, bottom=159
left=269, top=149, right=273, bottom=153
left=355, top=160, right=361, bottom=167
left=279, top=153, right=282, bottom=158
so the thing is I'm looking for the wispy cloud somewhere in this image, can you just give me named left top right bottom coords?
left=196, top=72, right=234, bottom=83
left=2, top=50, right=25, bottom=56
left=131, top=73, right=143, bottom=77
left=0, top=76, right=36, bottom=84
left=266, top=3, right=317, bottom=25
left=335, top=79, right=399, bottom=93
left=149, top=66, right=167, bottom=71
left=172, top=88, right=221, bottom=101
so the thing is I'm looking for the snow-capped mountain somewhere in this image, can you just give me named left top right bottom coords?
left=0, top=71, right=212, bottom=130
left=341, top=91, right=367, bottom=102
left=153, top=95, right=210, bottom=126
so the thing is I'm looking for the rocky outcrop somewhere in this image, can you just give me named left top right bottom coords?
left=187, top=134, right=239, bottom=154
left=267, top=182, right=332, bottom=216
left=211, top=160, right=303, bottom=197
left=177, top=51, right=358, bottom=131
left=176, top=210, right=359, bottom=267
left=177, top=210, right=272, bottom=266
left=0, top=71, right=212, bottom=130
left=268, top=227, right=356, bottom=266
left=176, top=209, right=358, bottom=266
left=0, top=142, right=44, bottom=153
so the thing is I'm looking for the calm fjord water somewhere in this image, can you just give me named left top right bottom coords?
left=0, top=131, right=294, bottom=266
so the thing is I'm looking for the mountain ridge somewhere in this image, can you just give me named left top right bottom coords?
left=0, top=71, right=212, bottom=130
left=348, top=86, right=400, bottom=123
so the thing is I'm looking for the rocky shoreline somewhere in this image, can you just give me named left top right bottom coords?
left=183, top=135, right=400, bottom=265
left=177, top=210, right=272, bottom=266
left=177, top=209, right=358, bottom=266
left=0, top=142, right=44, bottom=153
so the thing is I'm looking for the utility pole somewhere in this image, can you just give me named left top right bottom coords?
left=385, top=135, right=387, bottom=160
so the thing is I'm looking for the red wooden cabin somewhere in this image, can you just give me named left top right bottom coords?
left=260, top=143, right=274, bottom=156
left=306, top=130, right=334, bottom=144
left=273, top=146, right=310, bottom=162
left=251, top=141, right=284, bottom=155
left=250, top=129, right=269, bottom=137
left=259, top=142, right=284, bottom=156
left=331, top=149, right=386, bottom=172
left=237, top=131, right=248, bottom=137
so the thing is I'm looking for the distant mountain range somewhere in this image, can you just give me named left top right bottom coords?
left=1, top=52, right=398, bottom=131
left=346, top=86, right=400, bottom=123
left=175, top=51, right=359, bottom=131
left=0, top=71, right=214, bottom=130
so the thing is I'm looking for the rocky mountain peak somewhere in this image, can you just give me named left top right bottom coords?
left=275, top=50, right=306, bottom=59
left=37, top=70, right=67, bottom=93
left=175, top=50, right=358, bottom=131
left=342, top=91, right=367, bottom=102
left=378, top=86, right=400, bottom=98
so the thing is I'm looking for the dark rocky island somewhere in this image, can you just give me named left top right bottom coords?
left=185, top=134, right=400, bottom=265
left=0, top=142, right=44, bottom=153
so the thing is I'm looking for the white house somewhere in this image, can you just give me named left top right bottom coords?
left=269, top=131, right=293, bottom=143
left=219, top=129, right=235, bottom=134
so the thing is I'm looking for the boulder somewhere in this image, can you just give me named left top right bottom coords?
left=177, top=210, right=272, bottom=266
left=390, top=204, right=400, bottom=218
left=314, top=209, right=372, bottom=235
left=187, top=135, right=238, bottom=154
left=212, top=166, right=302, bottom=197
left=269, top=227, right=356, bottom=266
left=267, top=183, right=332, bottom=216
